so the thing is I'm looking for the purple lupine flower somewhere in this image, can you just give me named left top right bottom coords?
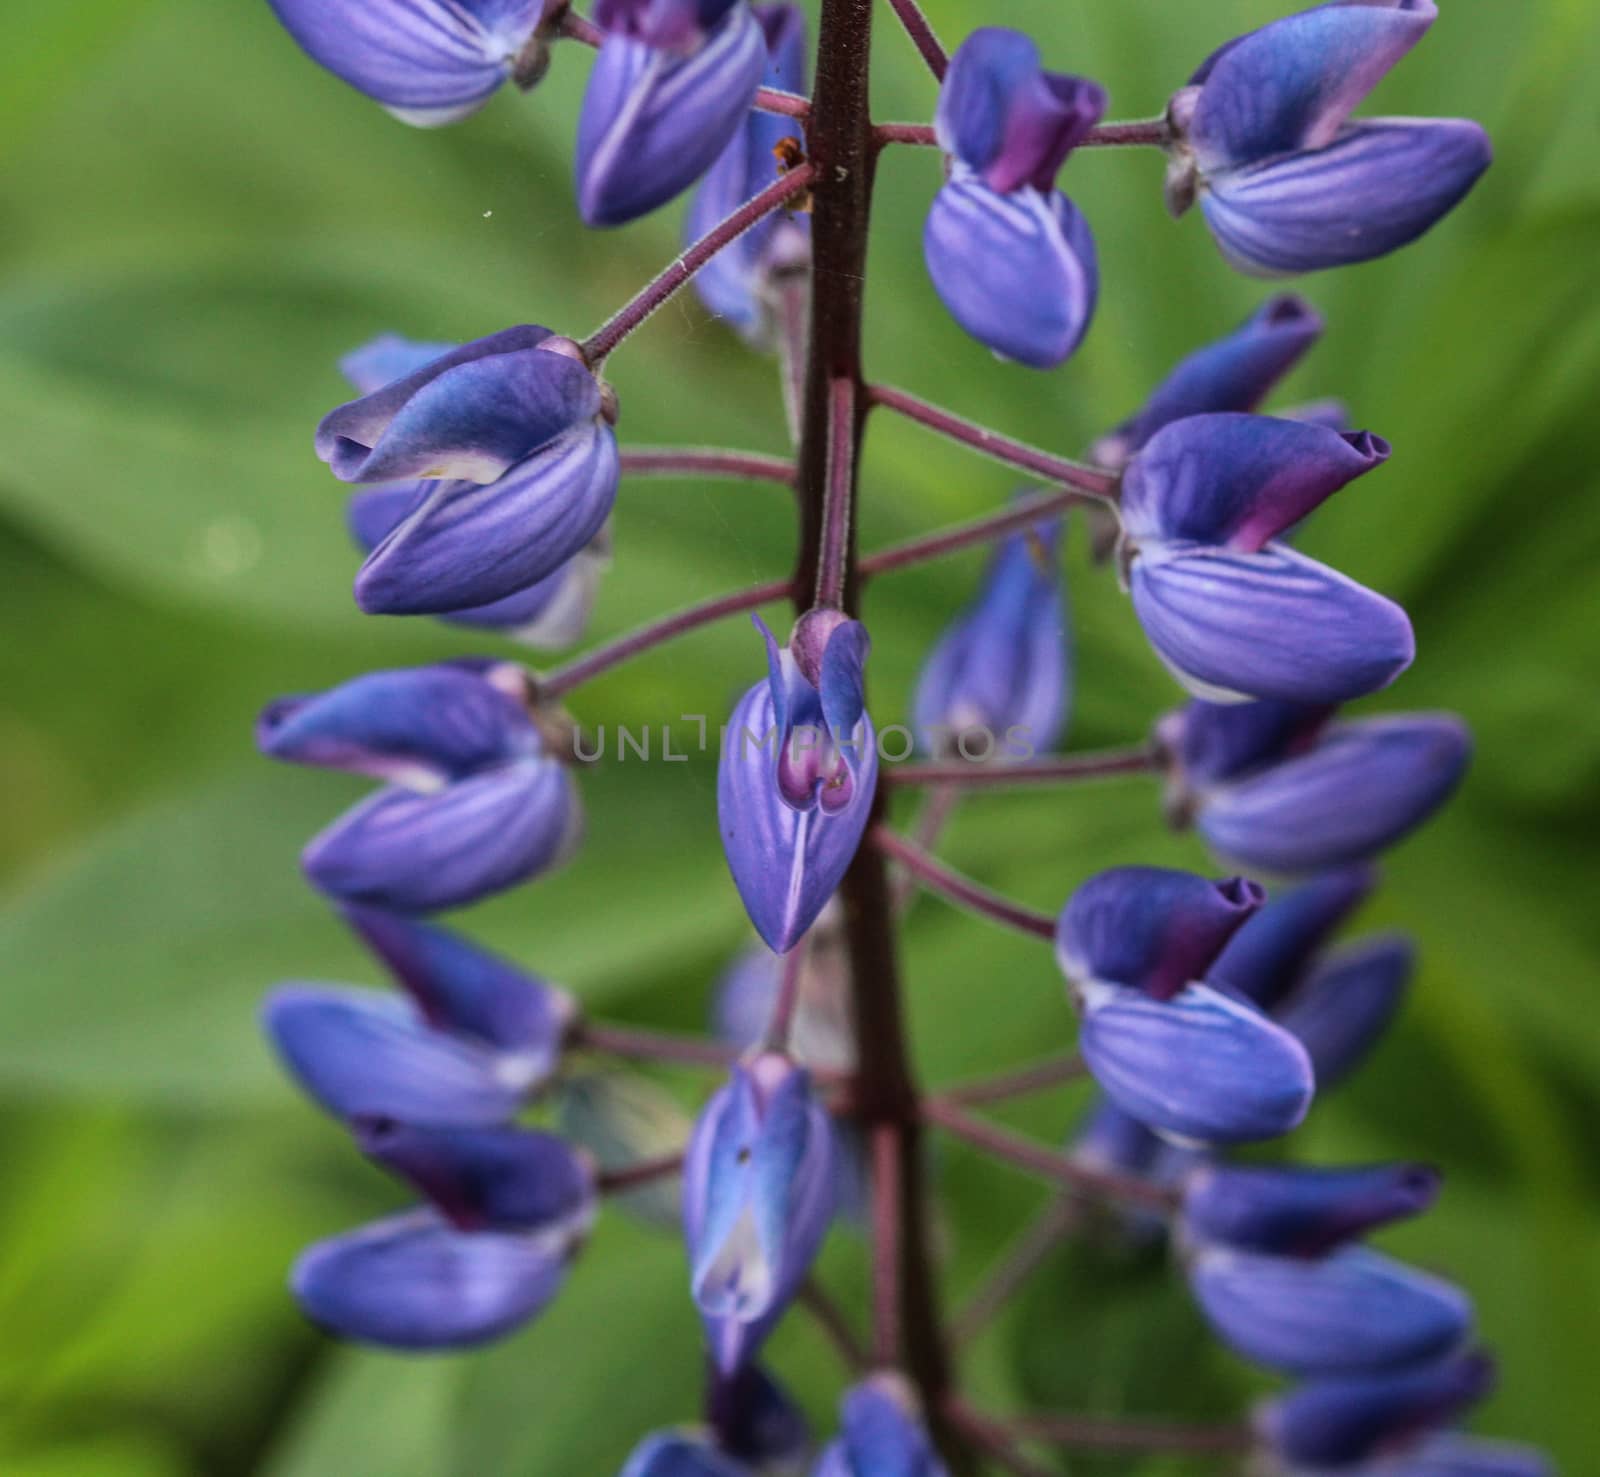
left=1208, top=864, right=1376, bottom=1010
left=620, top=1434, right=753, bottom=1477
left=911, top=511, right=1069, bottom=760
left=576, top=0, right=768, bottom=228
left=1166, top=0, right=1492, bottom=276
left=1118, top=413, right=1412, bottom=704
left=686, top=4, right=810, bottom=344
left=291, top=1202, right=590, bottom=1349
left=1188, top=1244, right=1472, bottom=1376
left=258, top=662, right=581, bottom=912
left=265, top=0, right=554, bottom=127
left=313, top=328, right=618, bottom=614
left=1057, top=867, right=1315, bottom=1144
left=1257, top=1352, right=1497, bottom=1469
left=263, top=908, right=574, bottom=1122
left=1091, top=295, right=1325, bottom=470
left=1182, top=1162, right=1440, bottom=1258
left=924, top=28, right=1106, bottom=367
left=1178, top=708, right=1472, bottom=875
left=348, top=484, right=611, bottom=646
left=1278, top=933, right=1414, bottom=1091
left=814, top=1375, right=948, bottom=1477
left=718, top=614, right=878, bottom=953
left=1369, top=1436, right=1554, bottom=1476
left=682, top=1050, right=836, bottom=1374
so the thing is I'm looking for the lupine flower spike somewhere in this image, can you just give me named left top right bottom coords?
left=719, top=614, right=877, bottom=952
left=257, top=662, right=580, bottom=912
left=249, top=1, right=1545, bottom=1469
left=924, top=28, right=1106, bottom=367
left=577, top=0, right=769, bottom=227
left=1166, top=0, right=1492, bottom=275
left=1118, top=413, right=1413, bottom=704
left=1056, top=866, right=1315, bottom=1144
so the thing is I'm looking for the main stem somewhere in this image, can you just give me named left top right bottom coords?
left=791, top=2, right=970, bottom=1468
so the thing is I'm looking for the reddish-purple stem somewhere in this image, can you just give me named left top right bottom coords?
left=860, top=484, right=1110, bottom=579
left=885, top=748, right=1159, bottom=788
left=582, top=164, right=816, bottom=364
left=597, top=1151, right=685, bottom=1193
left=945, top=1401, right=1061, bottom=1477
left=815, top=377, right=858, bottom=607
left=537, top=577, right=794, bottom=701
left=620, top=447, right=794, bottom=484
left=875, top=119, right=1171, bottom=149
left=871, top=826, right=1056, bottom=942
left=943, top=1053, right=1087, bottom=1108
left=882, top=0, right=948, bottom=80
left=572, top=1021, right=736, bottom=1069
left=869, top=383, right=1119, bottom=498
left=871, top=1122, right=905, bottom=1365
left=950, top=1197, right=1081, bottom=1348
left=763, top=940, right=809, bottom=1050
left=922, top=1096, right=1179, bottom=1213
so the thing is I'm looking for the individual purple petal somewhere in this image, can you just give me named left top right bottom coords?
left=354, top=423, right=619, bottom=614
left=257, top=664, right=536, bottom=787
left=1278, top=933, right=1413, bottom=1091
left=340, top=334, right=459, bottom=395
left=1077, top=979, right=1314, bottom=1145
left=265, top=0, right=545, bottom=126
left=1056, top=866, right=1263, bottom=1001
left=1188, top=1, right=1439, bottom=173
left=315, top=327, right=601, bottom=484
left=719, top=639, right=878, bottom=952
left=1161, top=696, right=1334, bottom=787
left=291, top=1209, right=573, bottom=1349
left=935, top=28, right=1106, bottom=192
left=1209, top=865, right=1376, bottom=1009
left=1202, top=118, right=1492, bottom=277
left=1375, top=1436, right=1554, bottom=1476
left=912, top=513, right=1068, bottom=758
left=1257, top=1352, right=1496, bottom=1469
left=303, top=757, right=580, bottom=914
left=706, top=1362, right=811, bottom=1472
left=820, top=1375, right=949, bottom=1477
left=575, top=3, right=768, bottom=228
left=262, top=985, right=534, bottom=1123
left=1182, top=1161, right=1440, bottom=1258
left=683, top=1052, right=836, bottom=1373
left=341, top=904, right=575, bottom=1056
left=1189, top=1244, right=1472, bottom=1376
left=686, top=4, right=811, bottom=343
left=353, top=1119, right=597, bottom=1231
left=1121, top=414, right=1389, bottom=552
left=924, top=174, right=1098, bottom=368
left=1094, top=296, right=1325, bottom=467
left=620, top=1433, right=753, bottom=1477
left=1196, top=714, right=1470, bottom=873
left=1130, top=540, right=1415, bottom=704
left=347, top=486, right=610, bottom=646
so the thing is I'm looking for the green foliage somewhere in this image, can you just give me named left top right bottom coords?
left=0, top=0, right=1596, bottom=1471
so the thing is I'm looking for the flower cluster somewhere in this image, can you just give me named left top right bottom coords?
left=250, top=0, right=1547, bottom=1473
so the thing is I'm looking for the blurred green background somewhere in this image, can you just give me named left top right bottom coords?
left=1, top=0, right=1597, bottom=1472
